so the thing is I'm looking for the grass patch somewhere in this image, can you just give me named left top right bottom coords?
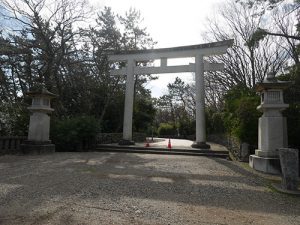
left=80, top=167, right=97, bottom=173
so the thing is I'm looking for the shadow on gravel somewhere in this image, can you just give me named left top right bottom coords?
left=210, top=157, right=266, bottom=180
left=0, top=152, right=299, bottom=223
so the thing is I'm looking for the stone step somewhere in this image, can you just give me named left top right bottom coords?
left=95, top=145, right=229, bottom=158
left=97, top=144, right=228, bottom=154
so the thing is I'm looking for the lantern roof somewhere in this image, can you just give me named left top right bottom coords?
left=256, top=73, right=292, bottom=92
left=26, top=85, right=58, bottom=98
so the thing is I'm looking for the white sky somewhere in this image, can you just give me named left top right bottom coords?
left=89, top=0, right=223, bottom=97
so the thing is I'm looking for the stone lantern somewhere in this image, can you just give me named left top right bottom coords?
left=21, top=85, right=57, bottom=154
left=249, top=73, right=291, bottom=174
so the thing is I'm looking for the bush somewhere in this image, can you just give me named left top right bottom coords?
left=223, top=85, right=261, bottom=145
left=133, top=98, right=156, bottom=132
left=178, top=119, right=195, bottom=137
left=232, top=96, right=261, bottom=144
left=279, top=71, right=300, bottom=149
left=51, top=116, right=100, bottom=151
left=0, top=101, right=29, bottom=136
left=206, top=111, right=226, bottom=135
left=284, top=103, right=300, bottom=149
left=157, top=123, right=177, bottom=136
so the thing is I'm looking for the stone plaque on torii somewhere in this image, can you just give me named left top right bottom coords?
left=108, top=39, right=233, bottom=148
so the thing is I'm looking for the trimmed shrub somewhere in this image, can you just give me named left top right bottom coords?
left=51, top=116, right=100, bottom=151
left=157, top=123, right=177, bottom=136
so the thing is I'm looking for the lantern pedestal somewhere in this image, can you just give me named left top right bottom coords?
left=250, top=116, right=287, bottom=174
left=249, top=115, right=287, bottom=174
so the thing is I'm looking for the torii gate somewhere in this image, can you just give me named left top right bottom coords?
left=108, top=39, right=233, bottom=148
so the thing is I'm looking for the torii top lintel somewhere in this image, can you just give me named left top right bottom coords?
left=108, top=39, right=234, bottom=61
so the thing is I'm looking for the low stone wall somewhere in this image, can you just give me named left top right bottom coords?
left=158, top=133, right=249, bottom=160
left=96, top=133, right=123, bottom=144
left=226, top=135, right=241, bottom=160
left=207, top=134, right=229, bottom=147
left=96, top=133, right=147, bottom=144
left=0, top=136, right=27, bottom=155
left=207, top=134, right=254, bottom=161
left=133, top=132, right=147, bottom=142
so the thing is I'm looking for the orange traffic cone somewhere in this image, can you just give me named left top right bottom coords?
left=167, top=138, right=172, bottom=149
left=145, top=139, right=150, bottom=147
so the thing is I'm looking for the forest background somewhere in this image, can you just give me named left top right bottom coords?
left=0, top=0, right=299, bottom=152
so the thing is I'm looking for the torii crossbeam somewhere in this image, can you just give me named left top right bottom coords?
left=108, top=39, right=233, bottom=148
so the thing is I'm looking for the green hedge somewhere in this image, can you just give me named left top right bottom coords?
left=51, top=116, right=100, bottom=151
left=157, top=123, right=177, bottom=136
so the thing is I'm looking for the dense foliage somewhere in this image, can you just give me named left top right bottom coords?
left=222, top=86, right=261, bottom=145
left=0, top=1, right=156, bottom=140
left=157, top=0, right=299, bottom=150
left=280, top=70, right=300, bottom=149
left=1, top=0, right=299, bottom=152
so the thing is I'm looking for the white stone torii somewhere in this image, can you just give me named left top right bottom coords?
left=108, top=39, right=233, bottom=148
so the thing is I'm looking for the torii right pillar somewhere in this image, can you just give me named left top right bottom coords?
left=192, top=54, right=210, bottom=149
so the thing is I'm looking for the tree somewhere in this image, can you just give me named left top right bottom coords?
left=244, top=0, right=300, bottom=148
left=0, top=0, right=93, bottom=122
left=0, top=2, right=157, bottom=135
left=248, top=0, right=299, bottom=63
left=155, top=77, right=195, bottom=136
left=118, top=8, right=156, bottom=51
left=83, top=7, right=157, bottom=132
left=222, top=85, right=261, bottom=144
left=0, top=0, right=92, bottom=134
left=81, top=7, right=125, bottom=130
left=202, top=0, right=291, bottom=109
left=1, top=0, right=91, bottom=92
left=133, top=97, right=156, bottom=132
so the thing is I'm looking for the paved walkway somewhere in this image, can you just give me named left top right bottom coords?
left=111, top=138, right=228, bottom=152
left=145, top=138, right=196, bottom=148
left=0, top=152, right=299, bottom=225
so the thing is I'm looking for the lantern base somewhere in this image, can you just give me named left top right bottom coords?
left=191, top=142, right=211, bottom=149
left=21, top=140, right=55, bottom=154
left=249, top=154, right=281, bottom=175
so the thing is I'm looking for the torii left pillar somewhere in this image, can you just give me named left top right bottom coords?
left=119, top=59, right=135, bottom=145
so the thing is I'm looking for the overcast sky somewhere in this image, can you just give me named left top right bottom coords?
left=89, top=0, right=224, bottom=97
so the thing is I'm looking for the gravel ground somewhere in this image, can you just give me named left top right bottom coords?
left=0, top=152, right=299, bottom=225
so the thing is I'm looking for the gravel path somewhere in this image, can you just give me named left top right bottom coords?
left=0, top=152, right=299, bottom=225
